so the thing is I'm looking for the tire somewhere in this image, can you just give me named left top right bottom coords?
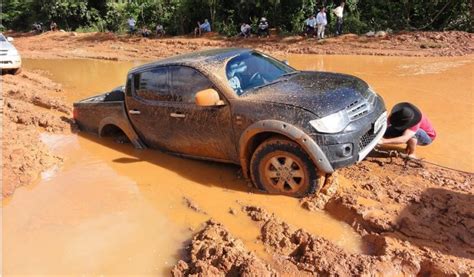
left=12, top=67, right=22, bottom=75
left=250, top=137, right=319, bottom=198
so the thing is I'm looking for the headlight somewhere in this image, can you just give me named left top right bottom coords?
left=310, top=110, right=350, bottom=134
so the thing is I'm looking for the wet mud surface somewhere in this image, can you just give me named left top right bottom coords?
left=2, top=71, right=72, bottom=196
left=2, top=33, right=474, bottom=275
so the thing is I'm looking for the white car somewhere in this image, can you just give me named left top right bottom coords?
left=0, top=33, right=21, bottom=74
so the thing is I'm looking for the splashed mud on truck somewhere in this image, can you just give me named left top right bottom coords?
left=73, top=48, right=387, bottom=197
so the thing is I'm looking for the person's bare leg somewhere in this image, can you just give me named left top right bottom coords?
left=406, top=138, right=417, bottom=158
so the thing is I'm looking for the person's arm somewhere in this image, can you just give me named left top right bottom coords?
left=379, top=128, right=416, bottom=145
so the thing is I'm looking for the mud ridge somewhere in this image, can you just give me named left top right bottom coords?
left=172, top=219, right=276, bottom=276
left=2, top=70, right=73, bottom=197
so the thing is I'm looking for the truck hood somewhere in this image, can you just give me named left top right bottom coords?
left=241, top=71, right=369, bottom=117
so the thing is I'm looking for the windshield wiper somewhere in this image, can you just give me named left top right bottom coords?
left=250, top=71, right=300, bottom=91
left=278, top=71, right=299, bottom=79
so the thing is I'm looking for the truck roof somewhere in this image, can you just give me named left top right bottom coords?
left=129, top=48, right=251, bottom=74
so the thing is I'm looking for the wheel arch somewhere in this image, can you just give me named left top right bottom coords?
left=98, top=117, right=146, bottom=149
left=239, top=120, right=334, bottom=179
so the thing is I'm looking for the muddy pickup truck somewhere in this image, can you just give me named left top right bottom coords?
left=73, top=48, right=387, bottom=197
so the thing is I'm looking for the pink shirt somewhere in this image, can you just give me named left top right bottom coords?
left=408, top=114, right=437, bottom=140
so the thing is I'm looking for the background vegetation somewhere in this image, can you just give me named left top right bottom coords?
left=1, top=0, right=472, bottom=35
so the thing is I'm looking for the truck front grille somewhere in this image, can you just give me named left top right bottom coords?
left=359, top=129, right=380, bottom=150
left=346, top=100, right=369, bottom=121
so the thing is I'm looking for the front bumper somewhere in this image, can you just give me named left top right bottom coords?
left=310, top=96, right=387, bottom=170
left=0, top=55, right=21, bottom=69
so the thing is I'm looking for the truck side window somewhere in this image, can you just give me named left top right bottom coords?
left=135, top=67, right=171, bottom=102
left=170, top=66, right=213, bottom=103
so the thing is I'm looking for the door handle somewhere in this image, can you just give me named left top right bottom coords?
left=170, top=112, right=186, bottom=118
left=129, top=109, right=141, bottom=115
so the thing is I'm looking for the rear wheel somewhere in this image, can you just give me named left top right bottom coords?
left=250, top=137, right=319, bottom=197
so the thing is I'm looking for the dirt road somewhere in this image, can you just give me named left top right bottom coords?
left=10, top=30, right=474, bottom=62
left=2, top=31, right=473, bottom=275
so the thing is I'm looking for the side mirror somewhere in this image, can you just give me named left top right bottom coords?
left=195, top=88, right=225, bottom=107
left=282, top=60, right=289, bottom=66
left=7, top=37, right=14, bottom=42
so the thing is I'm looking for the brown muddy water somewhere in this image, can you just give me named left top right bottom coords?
left=2, top=55, right=473, bottom=275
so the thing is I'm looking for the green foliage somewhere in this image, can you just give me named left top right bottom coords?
left=213, top=9, right=238, bottom=37
left=0, top=0, right=471, bottom=34
left=343, top=15, right=368, bottom=34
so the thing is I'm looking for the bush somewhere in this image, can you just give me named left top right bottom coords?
left=343, top=15, right=369, bottom=34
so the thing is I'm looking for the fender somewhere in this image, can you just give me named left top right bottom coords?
left=239, top=120, right=334, bottom=178
left=98, top=116, right=146, bottom=149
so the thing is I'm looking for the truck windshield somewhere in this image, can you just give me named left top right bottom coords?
left=226, top=52, right=295, bottom=96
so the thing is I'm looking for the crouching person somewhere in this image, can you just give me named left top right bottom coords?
left=239, top=22, right=251, bottom=38
left=378, top=102, right=436, bottom=158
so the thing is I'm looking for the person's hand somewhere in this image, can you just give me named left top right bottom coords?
left=378, top=138, right=385, bottom=145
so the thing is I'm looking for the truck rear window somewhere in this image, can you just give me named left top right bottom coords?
left=134, top=67, right=173, bottom=102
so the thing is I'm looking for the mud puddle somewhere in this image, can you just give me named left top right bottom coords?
left=2, top=133, right=363, bottom=274
left=23, top=59, right=145, bottom=102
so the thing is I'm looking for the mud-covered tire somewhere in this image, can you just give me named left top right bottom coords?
left=250, top=137, right=319, bottom=198
left=12, top=67, right=22, bottom=75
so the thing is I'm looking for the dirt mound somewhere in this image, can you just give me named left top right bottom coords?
left=2, top=70, right=73, bottom=197
left=10, top=30, right=474, bottom=62
left=171, top=219, right=276, bottom=276
left=243, top=206, right=422, bottom=276
left=323, top=156, right=474, bottom=274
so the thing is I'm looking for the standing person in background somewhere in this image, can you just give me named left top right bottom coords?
left=127, top=17, right=136, bottom=35
left=316, top=7, right=328, bottom=39
left=257, top=17, right=269, bottom=37
left=304, top=15, right=317, bottom=37
left=333, top=1, right=344, bottom=36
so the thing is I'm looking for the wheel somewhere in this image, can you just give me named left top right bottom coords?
left=12, top=68, right=22, bottom=75
left=250, top=137, right=319, bottom=197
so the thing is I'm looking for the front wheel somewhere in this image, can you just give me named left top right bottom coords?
left=12, top=68, right=22, bottom=75
left=250, top=137, right=319, bottom=197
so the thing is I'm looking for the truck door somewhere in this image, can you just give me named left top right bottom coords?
left=126, top=66, right=237, bottom=162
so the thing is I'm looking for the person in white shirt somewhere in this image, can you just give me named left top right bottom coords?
left=333, top=2, right=344, bottom=36
left=304, top=15, right=317, bottom=37
left=156, top=24, right=165, bottom=37
left=316, top=7, right=328, bottom=39
left=127, top=17, right=136, bottom=34
left=240, top=22, right=251, bottom=38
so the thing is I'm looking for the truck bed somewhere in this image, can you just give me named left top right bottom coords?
left=73, top=87, right=145, bottom=149
left=73, top=87, right=126, bottom=133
